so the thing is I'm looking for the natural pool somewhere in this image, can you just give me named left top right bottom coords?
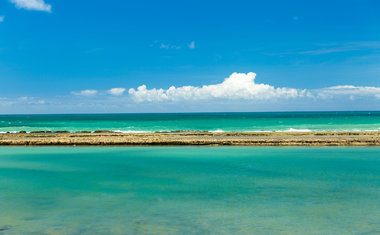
left=0, top=147, right=379, bottom=234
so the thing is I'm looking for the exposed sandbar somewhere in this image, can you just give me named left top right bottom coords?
left=0, top=131, right=380, bottom=146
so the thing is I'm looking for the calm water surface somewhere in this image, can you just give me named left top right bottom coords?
left=1, top=111, right=380, bottom=132
left=0, top=147, right=379, bottom=234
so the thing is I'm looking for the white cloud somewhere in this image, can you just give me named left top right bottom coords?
left=3, top=72, right=380, bottom=113
left=108, top=88, right=126, bottom=96
left=188, top=41, right=195, bottom=49
left=72, top=89, right=98, bottom=96
left=129, top=72, right=309, bottom=102
left=10, top=0, right=52, bottom=12
left=128, top=72, right=380, bottom=103
left=0, top=16, right=4, bottom=22
left=315, top=85, right=380, bottom=99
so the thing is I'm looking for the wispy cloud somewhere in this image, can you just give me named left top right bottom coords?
left=0, top=96, right=46, bottom=107
left=159, top=43, right=181, bottom=50
left=298, top=47, right=356, bottom=55
left=188, top=41, right=195, bottom=49
left=10, top=0, right=52, bottom=12
left=267, top=41, right=380, bottom=56
left=108, top=88, right=126, bottom=96
left=0, top=16, right=4, bottom=22
left=152, top=41, right=196, bottom=50
left=72, top=89, right=98, bottom=96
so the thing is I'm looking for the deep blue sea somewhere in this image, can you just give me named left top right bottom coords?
left=1, top=111, right=380, bottom=133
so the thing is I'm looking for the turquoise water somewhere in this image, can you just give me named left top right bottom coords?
left=0, top=147, right=379, bottom=234
left=1, top=111, right=380, bottom=133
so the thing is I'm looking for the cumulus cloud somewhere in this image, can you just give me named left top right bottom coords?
left=108, top=88, right=126, bottom=96
left=129, top=72, right=309, bottom=102
left=0, top=16, right=4, bottom=22
left=72, top=89, right=98, bottom=96
left=128, top=72, right=380, bottom=103
left=3, top=72, right=380, bottom=113
left=10, top=0, right=52, bottom=12
left=69, top=73, right=380, bottom=106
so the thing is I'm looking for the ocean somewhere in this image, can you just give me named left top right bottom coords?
left=0, top=147, right=379, bottom=234
left=1, top=111, right=380, bottom=133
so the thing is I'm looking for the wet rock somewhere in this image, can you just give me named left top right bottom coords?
left=54, top=131, right=70, bottom=133
left=94, top=130, right=114, bottom=133
left=30, top=131, right=45, bottom=134
left=19, top=131, right=27, bottom=134
left=0, top=131, right=379, bottom=146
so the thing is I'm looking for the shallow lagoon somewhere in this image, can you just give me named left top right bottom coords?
left=0, top=147, right=379, bottom=234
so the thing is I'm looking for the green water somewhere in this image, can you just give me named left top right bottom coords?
left=0, top=147, right=379, bottom=234
left=1, top=112, right=380, bottom=133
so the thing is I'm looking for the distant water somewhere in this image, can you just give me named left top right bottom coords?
left=0, top=147, right=379, bottom=234
left=1, top=111, right=380, bottom=133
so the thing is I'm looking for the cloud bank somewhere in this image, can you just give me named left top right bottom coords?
left=10, top=0, right=52, bottom=12
left=0, top=16, right=4, bottom=22
left=67, top=73, right=380, bottom=104
left=128, top=73, right=380, bottom=103
left=3, top=72, right=380, bottom=113
left=129, top=73, right=309, bottom=102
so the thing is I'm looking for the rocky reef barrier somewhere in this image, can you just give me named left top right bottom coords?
left=0, top=131, right=379, bottom=146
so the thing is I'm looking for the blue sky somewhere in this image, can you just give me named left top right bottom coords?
left=0, top=0, right=380, bottom=113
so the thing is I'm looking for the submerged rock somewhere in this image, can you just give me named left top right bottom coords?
left=0, top=226, right=11, bottom=231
